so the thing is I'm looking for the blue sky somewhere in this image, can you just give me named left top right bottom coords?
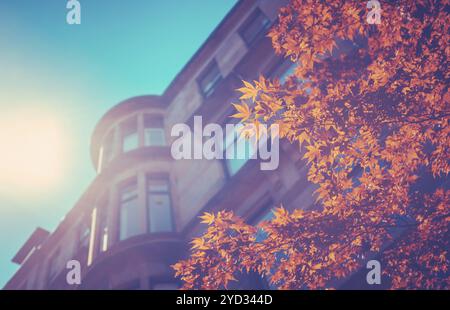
left=0, top=0, right=237, bottom=288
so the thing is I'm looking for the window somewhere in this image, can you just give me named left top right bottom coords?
left=224, top=123, right=256, bottom=176
left=119, top=181, right=141, bottom=240
left=253, top=210, right=274, bottom=242
left=76, top=218, right=91, bottom=265
left=121, top=117, right=138, bottom=152
left=270, top=58, right=298, bottom=84
left=147, top=177, right=173, bottom=233
left=144, top=115, right=166, bottom=146
left=47, top=248, right=61, bottom=284
left=198, top=60, right=222, bottom=98
left=97, top=204, right=108, bottom=253
left=98, top=130, right=115, bottom=173
left=102, top=130, right=115, bottom=164
left=239, top=9, right=271, bottom=46
left=78, top=222, right=90, bottom=253
left=279, top=63, right=297, bottom=84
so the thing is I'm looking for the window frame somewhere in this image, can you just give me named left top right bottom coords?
left=238, top=8, right=272, bottom=47
left=120, top=116, right=139, bottom=153
left=196, top=60, right=223, bottom=98
left=268, top=58, right=300, bottom=84
left=46, top=247, right=61, bottom=285
left=96, top=195, right=109, bottom=254
left=146, top=175, right=175, bottom=233
left=144, top=114, right=166, bottom=147
left=222, top=118, right=256, bottom=178
left=78, top=220, right=91, bottom=253
left=118, top=179, right=140, bottom=241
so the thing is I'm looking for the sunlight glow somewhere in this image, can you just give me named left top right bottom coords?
left=0, top=109, right=69, bottom=197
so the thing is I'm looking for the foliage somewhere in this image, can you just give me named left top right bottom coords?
left=173, top=0, right=450, bottom=289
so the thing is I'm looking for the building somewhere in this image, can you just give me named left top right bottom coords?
left=3, top=0, right=369, bottom=290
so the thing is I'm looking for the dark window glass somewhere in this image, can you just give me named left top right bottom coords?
left=253, top=210, right=274, bottom=242
left=198, top=61, right=222, bottom=97
left=119, top=181, right=140, bottom=240
left=270, top=58, right=299, bottom=84
left=240, top=9, right=271, bottom=46
left=147, top=177, right=173, bottom=233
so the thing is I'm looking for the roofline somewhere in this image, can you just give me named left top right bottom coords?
left=11, top=227, right=49, bottom=265
left=161, top=0, right=255, bottom=102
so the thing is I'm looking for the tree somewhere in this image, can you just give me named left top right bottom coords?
left=173, top=0, right=450, bottom=289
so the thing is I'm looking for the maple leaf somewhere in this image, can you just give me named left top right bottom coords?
left=303, top=145, right=321, bottom=163
left=237, top=80, right=259, bottom=101
left=311, top=263, right=322, bottom=270
left=199, top=212, right=215, bottom=225
left=230, top=103, right=251, bottom=122
left=298, top=131, right=311, bottom=147
left=191, top=238, right=207, bottom=250
left=352, top=237, right=362, bottom=247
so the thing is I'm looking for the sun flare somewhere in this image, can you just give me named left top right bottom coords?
left=0, top=109, right=69, bottom=197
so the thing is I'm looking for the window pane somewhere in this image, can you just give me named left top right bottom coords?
left=48, top=249, right=61, bottom=283
left=224, top=127, right=255, bottom=176
left=199, top=61, right=222, bottom=97
left=79, top=225, right=90, bottom=250
left=120, top=184, right=140, bottom=240
left=279, top=63, right=297, bottom=84
left=144, top=128, right=166, bottom=146
left=122, top=133, right=138, bottom=152
left=121, top=184, right=138, bottom=200
left=97, top=208, right=108, bottom=253
left=148, top=182, right=169, bottom=193
left=241, top=9, right=271, bottom=45
left=120, top=198, right=140, bottom=240
left=254, top=210, right=274, bottom=242
left=148, top=193, right=173, bottom=232
left=144, top=115, right=165, bottom=146
left=121, top=117, right=138, bottom=152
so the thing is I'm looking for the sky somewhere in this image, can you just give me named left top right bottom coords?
left=0, top=0, right=237, bottom=288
